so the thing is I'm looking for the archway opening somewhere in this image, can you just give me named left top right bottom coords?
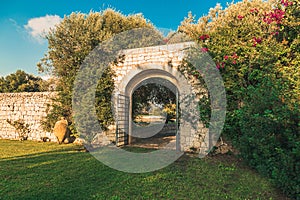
left=129, top=78, right=178, bottom=149
left=115, top=67, right=198, bottom=152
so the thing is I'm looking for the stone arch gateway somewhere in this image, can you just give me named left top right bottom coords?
left=111, top=42, right=209, bottom=152
left=0, top=41, right=225, bottom=157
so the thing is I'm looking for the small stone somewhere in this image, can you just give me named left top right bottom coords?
left=73, top=137, right=85, bottom=145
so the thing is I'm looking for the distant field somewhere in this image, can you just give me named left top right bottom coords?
left=0, top=140, right=288, bottom=199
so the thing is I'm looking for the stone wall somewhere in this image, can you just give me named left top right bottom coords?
left=0, top=92, right=57, bottom=141
left=113, top=42, right=193, bottom=86
left=0, top=42, right=208, bottom=152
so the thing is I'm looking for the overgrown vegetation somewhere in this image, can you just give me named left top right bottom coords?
left=179, top=0, right=300, bottom=198
left=31, top=1, right=299, bottom=198
left=0, top=140, right=288, bottom=199
left=6, top=119, right=30, bottom=140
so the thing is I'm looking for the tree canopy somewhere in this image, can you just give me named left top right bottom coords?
left=38, top=9, right=163, bottom=133
left=0, top=70, right=48, bottom=93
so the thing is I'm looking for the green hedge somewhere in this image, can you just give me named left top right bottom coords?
left=225, top=82, right=300, bottom=198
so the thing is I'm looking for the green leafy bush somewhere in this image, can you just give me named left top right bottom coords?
left=7, top=119, right=30, bottom=140
left=179, top=0, right=300, bottom=198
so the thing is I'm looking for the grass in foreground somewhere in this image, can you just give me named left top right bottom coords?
left=0, top=140, right=289, bottom=200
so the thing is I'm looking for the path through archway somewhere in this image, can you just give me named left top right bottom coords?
left=129, top=78, right=178, bottom=149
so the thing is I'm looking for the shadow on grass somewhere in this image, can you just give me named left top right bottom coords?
left=0, top=142, right=289, bottom=200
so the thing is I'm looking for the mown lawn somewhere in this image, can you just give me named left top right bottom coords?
left=0, top=140, right=289, bottom=200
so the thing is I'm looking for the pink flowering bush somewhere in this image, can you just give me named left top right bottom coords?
left=263, top=8, right=285, bottom=24
left=179, top=0, right=299, bottom=198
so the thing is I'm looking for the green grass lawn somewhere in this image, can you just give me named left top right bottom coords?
left=0, top=140, right=289, bottom=200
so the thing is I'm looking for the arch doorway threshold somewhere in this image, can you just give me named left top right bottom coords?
left=128, top=123, right=177, bottom=150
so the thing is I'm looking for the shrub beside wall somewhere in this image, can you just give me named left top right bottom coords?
left=179, top=0, right=300, bottom=198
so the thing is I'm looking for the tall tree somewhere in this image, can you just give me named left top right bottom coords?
left=38, top=9, right=163, bottom=133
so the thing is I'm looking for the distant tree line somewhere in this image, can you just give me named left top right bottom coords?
left=132, top=83, right=176, bottom=122
left=0, top=70, right=50, bottom=93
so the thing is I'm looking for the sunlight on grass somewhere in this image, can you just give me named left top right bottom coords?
left=0, top=140, right=288, bottom=199
left=27, top=160, right=59, bottom=169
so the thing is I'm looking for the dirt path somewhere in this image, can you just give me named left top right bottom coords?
left=129, top=133, right=176, bottom=149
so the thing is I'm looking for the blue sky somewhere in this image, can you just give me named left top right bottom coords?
left=0, top=0, right=232, bottom=77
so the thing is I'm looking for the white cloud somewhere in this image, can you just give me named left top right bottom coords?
left=24, top=15, right=62, bottom=43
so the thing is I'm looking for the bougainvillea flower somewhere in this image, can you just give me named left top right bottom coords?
left=224, top=55, right=229, bottom=60
left=221, top=62, right=225, bottom=68
left=281, top=0, right=293, bottom=6
left=238, top=15, right=244, bottom=19
left=231, top=53, right=239, bottom=59
left=263, top=9, right=285, bottom=24
left=250, top=8, right=259, bottom=13
left=199, top=34, right=210, bottom=40
left=253, top=37, right=262, bottom=44
left=201, top=47, right=209, bottom=52
left=216, top=62, right=225, bottom=69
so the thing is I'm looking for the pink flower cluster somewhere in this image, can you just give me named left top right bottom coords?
left=218, top=52, right=239, bottom=69
left=252, top=37, right=263, bottom=47
left=199, top=34, right=210, bottom=41
left=223, top=53, right=239, bottom=64
left=271, top=31, right=279, bottom=36
left=250, top=8, right=259, bottom=13
left=231, top=53, right=238, bottom=60
left=263, top=9, right=285, bottom=24
left=238, top=15, right=244, bottom=20
left=201, top=47, right=209, bottom=52
left=216, top=62, right=225, bottom=69
left=281, top=0, right=293, bottom=6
